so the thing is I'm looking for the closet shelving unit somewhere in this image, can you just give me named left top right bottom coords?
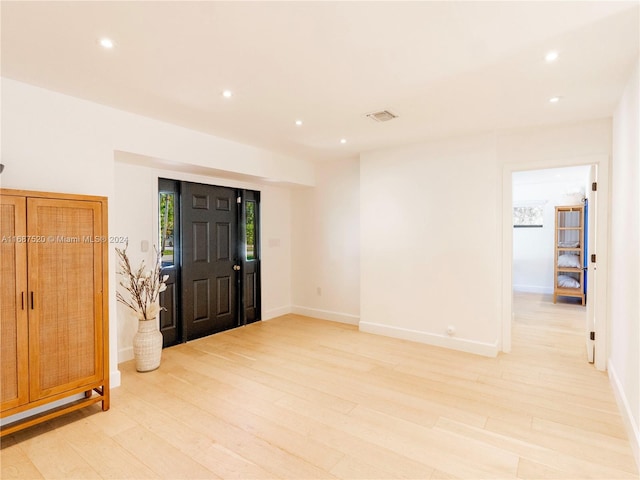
left=553, top=204, right=585, bottom=305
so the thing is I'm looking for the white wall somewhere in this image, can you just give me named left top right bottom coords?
left=610, top=57, right=640, bottom=467
left=360, top=119, right=611, bottom=357
left=496, top=119, right=612, bottom=164
left=260, top=184, right=294, bottom=321
left=360, top=134, right=501, bottom=355
left=512, top=203, right=556, bottom=294
left=291, top=159, right=360, bottom=324
left=1, top=78, right=315, bottom=385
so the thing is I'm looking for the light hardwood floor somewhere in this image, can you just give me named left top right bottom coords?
left=2, top=293, right=638, bottom=479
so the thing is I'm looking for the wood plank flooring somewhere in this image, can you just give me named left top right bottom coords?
left=2, top=293, right=638, bottom=479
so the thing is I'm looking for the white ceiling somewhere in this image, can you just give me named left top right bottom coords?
left=2, top=1, right=638, bottom=162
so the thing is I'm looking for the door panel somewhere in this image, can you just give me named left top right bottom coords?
left=182, top=182, right=238, bottom=340
left=192, top=222, right=209, bottom=262
left=216, top=223, right=230, bottom=260
left=193, top=279, right=211, bottom=321
left=27, top=198, right=103, bottom=400
left=217, top=277, right=231, bottom=314
left=0, top=196, right=29, bottom=411
left=159, top=277, right=178, bottom=341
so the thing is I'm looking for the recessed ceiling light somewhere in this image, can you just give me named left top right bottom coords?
left=545, top=51, right=559, bottom=63
left=340, top=138, right=347, bottom=144
left=222, top=90, right=233, bottom=98
left=295, top=120, right=303, bottom=126
left=99, top=37, right=114, bottom=49
left=549, top=96, right=561, bottom=103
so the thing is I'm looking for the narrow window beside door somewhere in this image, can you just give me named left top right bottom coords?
left=246, top=200, right=256, bottom=261
left=159, top=192, right=175, bottom=266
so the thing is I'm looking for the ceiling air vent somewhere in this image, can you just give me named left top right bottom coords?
left=366, top=110, right=398, bottom=122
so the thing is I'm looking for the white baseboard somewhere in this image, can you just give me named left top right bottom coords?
left=110, top=369, right=121, bottom=388
left=608, top=360, right=640, bottom=470
left=359, top=321, right=499, bottom=357
left=291, top=305, right=360, bottom=325
left=513, top=284, right=554, bottom=294
left=262, top=305, right=293, bottom=320
left=118, top=347, right=134, bottom=364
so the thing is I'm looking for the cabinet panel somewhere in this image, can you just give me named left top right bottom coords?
left=0, top=197, right=29, bottom=411
left=26, top=198, right=104, bottom=400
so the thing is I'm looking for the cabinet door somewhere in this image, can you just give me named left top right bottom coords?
left=27, top=198, right=104, bottom=401
left=0, top=196, right=29, bottom=411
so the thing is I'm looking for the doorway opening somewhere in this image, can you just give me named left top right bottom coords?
left=511, top=165, right=592, bottom=362
left=502, top=155, right=609, bottom=371
left=158, top=178, right=261, bottom=348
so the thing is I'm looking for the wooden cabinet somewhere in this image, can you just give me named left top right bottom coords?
left=1, top=189, right=109, bottom=436
left=553, top=205, right=585, bottom=305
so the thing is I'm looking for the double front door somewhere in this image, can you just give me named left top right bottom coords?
left=158, top=180, right=260, bottom=347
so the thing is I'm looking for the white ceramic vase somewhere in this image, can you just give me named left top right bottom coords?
left=133, top=318, right=163, bottom=372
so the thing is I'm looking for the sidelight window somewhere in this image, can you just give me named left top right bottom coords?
left=246, top=200, right=256, bottom=260
left=159, top=192, right=175, bottom=265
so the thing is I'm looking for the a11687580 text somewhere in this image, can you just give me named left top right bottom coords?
left=1, top=235, right=128, bottom=244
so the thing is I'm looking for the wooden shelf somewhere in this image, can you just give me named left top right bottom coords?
left=554, top=205, right=585, bottom=306
left=556, top=286, right=583, bottom=293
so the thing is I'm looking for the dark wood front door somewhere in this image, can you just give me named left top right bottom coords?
left=181, top=182, right=239, bottom=341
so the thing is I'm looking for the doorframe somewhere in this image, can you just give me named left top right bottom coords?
left=238, top=188, right=262, bottom=326
left=155, top=177, right=262, bottom=345
left=501, top=153, right=610, bottom=371
left=158, top=178, right=182, bottom=346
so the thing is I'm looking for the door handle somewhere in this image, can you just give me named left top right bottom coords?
left=233, top=265, right=241, bottom=271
